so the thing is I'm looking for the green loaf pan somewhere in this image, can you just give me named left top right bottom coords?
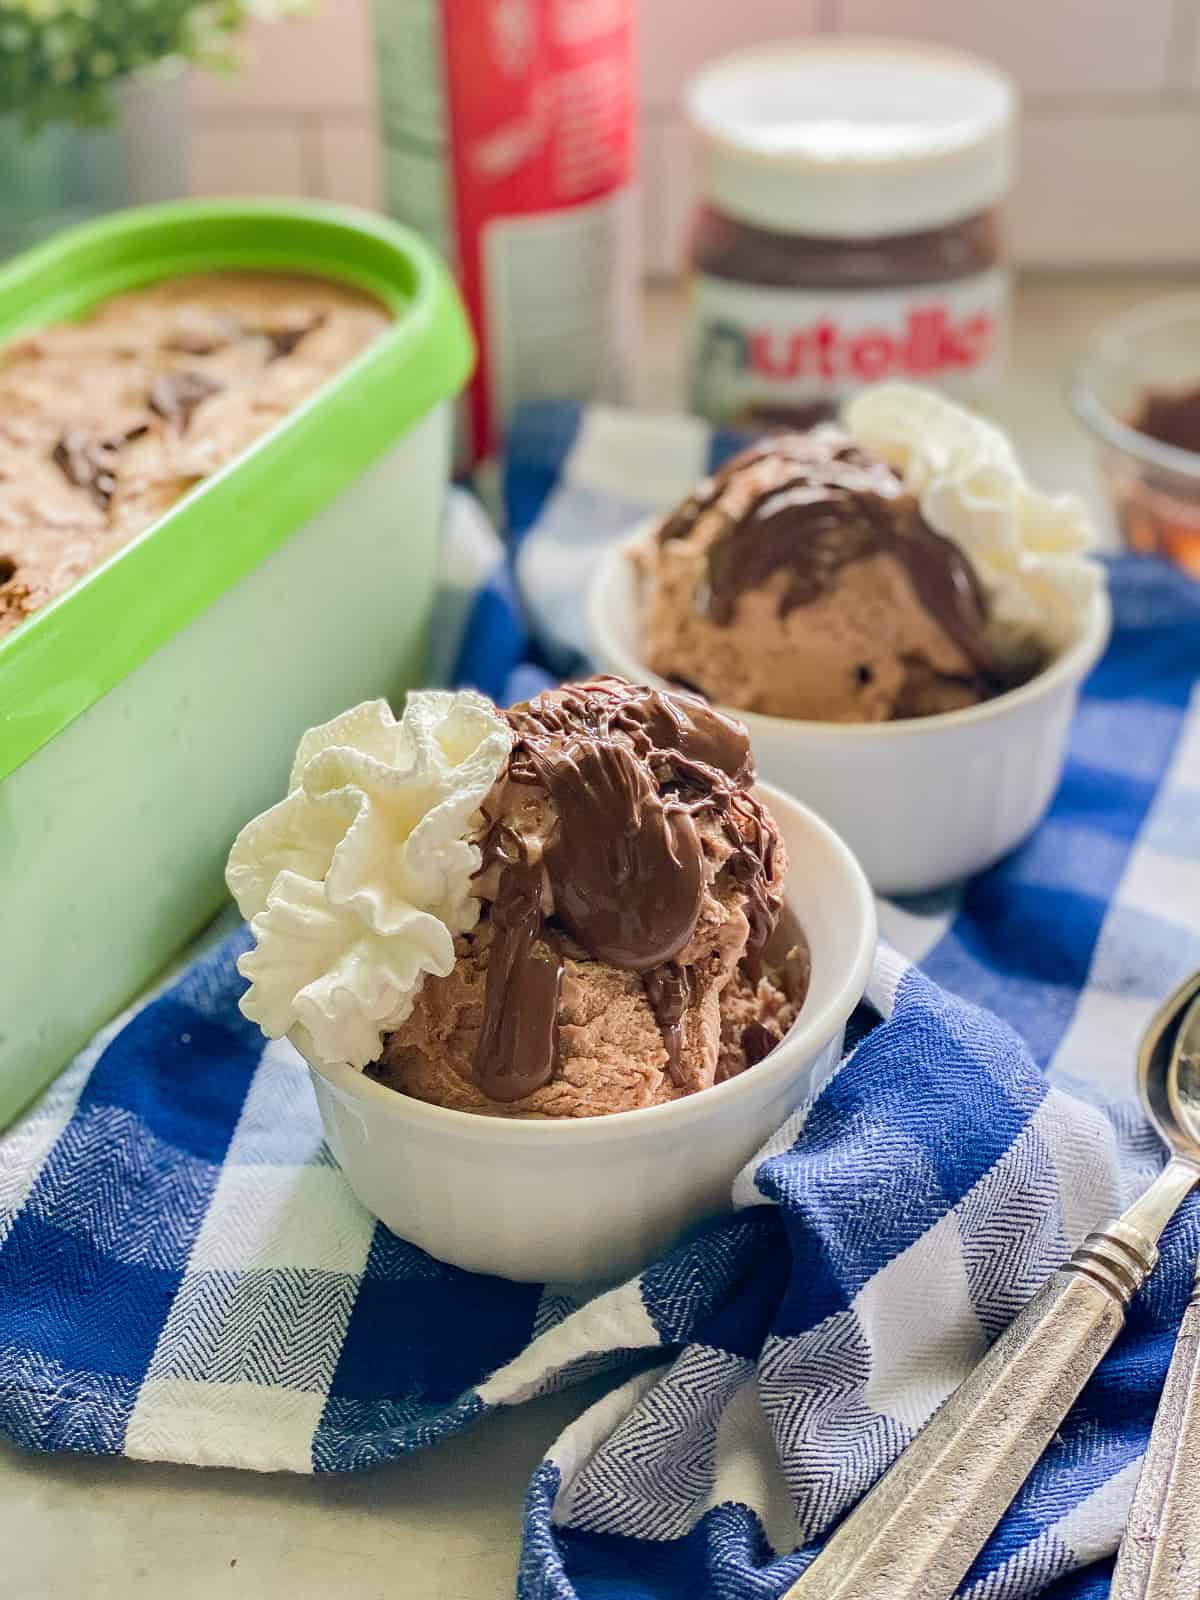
left=0, top=199, right=473, bottom=1130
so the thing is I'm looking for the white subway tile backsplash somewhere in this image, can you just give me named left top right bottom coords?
left=1013, top=109, right=1200, bottom=266
left=314, top=119, right=384, bottom=211
left=191, top=121, right=309, bottom=198
left=638, top=0, right=823, bottom=108
left=639, top=121, right=666, bottom=277
left=182, top=0, right=1200, bottom=273
left=838, top=0, right=1174, bottom=96
left=191, top=0, right=375, bottom=113
left=656, top=115, right=697, bottom=279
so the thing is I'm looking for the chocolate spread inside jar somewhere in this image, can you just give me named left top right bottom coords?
left=684, top=42, right=1016, bottom=429
left=1112, top=385, right=1200, bottom=578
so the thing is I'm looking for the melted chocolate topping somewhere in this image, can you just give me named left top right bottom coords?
left=536, top=738, right=706, bottom=970
left=741, top=1021, right=777, bottom=1068
left=475, top=859, right=563, bottom=1103
left=470, top=677, right=781, bottom=1102
left=613, top=684, right=754, bottom=786
left=660, top=430, right=1005, bottom=682
left=642, top=965, right=697, bottom=1086
left=657, top=439, right=784, bottom=545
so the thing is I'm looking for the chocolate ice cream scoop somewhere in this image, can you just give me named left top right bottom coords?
left=640, top=427, right=1033, bottom=722
left=228, top=681, right=806, bottom=1120
left=473, top=676, right=781, bottom=1101
left=376, top=677, right=801, bottom=1118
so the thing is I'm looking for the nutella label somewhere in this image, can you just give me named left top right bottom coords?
left=687, top=269, right=1010, bottom=427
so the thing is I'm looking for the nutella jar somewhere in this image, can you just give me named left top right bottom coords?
left=684, top=41, right=1016, bottom=428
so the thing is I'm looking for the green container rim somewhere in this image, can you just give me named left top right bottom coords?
left=0, top=198, right=474, bottom=782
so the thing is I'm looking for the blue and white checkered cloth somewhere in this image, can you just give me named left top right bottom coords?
left=3, top=404, right=1200, bottom=1600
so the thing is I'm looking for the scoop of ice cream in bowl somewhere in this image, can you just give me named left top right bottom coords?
left=589, top=383, right=1111, bottom=894
left=226, top=676, right=875, bottom=1282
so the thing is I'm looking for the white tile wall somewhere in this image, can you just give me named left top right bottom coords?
left=191, top=0, right=375, bottom=112
left=642, top=114, right=697, bottom=278
left=188, top=0, right=1200, bottom=272
left=639, top=1, right=824, bottom=108
left=1014, top=109, right=1200, bottom=266
left=191, top=121, right=310, bottom=198
left=188, top=0, right=375, bottom=206
left=837, top=0, right=1174, bottom=97
left=312, top=119, right=384, bottom=211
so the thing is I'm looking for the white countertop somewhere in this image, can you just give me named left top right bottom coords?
left=3, top=272, right=1190, bottom=1600
left=4, top=1381, right=613, bottom=1599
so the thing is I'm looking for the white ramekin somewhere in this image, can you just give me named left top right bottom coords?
left=588, top=535, right=1112, bottom=896
left=302, top=783, right=875, bottom=1284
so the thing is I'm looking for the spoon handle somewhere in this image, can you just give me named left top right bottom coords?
left=784, top=1159, right=1199, bottom=1600
left=1111, top=1268, right=1200, bottom=1600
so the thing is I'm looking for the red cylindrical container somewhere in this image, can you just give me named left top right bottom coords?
left=372, top=0, right=638, bottom=464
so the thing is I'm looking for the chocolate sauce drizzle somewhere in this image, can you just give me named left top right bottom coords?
left=474, top=858, right=563, bottom=1103
left=661, top=429, right=1008, bottom=684
left=471, top=677, right=780, bottom=1102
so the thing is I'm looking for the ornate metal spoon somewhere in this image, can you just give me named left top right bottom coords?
left=1110, top=990, right=1200, bottom=1599
left=785, top=970, right=1200, bottom=1600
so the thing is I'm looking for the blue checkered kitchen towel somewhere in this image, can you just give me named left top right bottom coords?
left=3, top=405, right=1200, bottom=1600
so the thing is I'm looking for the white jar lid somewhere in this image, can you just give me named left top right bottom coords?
left=686, top=39, right=1016, bottom=240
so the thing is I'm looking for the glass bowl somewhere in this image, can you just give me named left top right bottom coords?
left=1072, top=296, right=1200, bottom=577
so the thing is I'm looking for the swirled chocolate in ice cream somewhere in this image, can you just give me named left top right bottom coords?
left=372, top=676, right=808, bottom=1118
left=0, top=271, right=388, bottom=640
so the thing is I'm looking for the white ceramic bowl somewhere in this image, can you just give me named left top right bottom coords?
left=303, top=783, right=876, bottom=1284
left=589, top=535, right=1112, bottom=896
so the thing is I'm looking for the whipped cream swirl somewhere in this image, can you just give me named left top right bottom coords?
left=844, top=383, right=1102, bottom=660
left=226, top=691, right=513, bottom=1070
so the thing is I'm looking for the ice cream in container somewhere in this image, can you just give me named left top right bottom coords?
left=0, top=199, right=472, bottom=1128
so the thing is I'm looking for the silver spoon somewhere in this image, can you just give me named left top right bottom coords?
left=1111, top=989, right=1200, bottom=1599
left=785, top=971, right=1200, bottom=1600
